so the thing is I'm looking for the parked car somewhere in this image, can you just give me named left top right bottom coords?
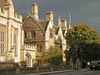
left=89, top=60, right=100, bottom=70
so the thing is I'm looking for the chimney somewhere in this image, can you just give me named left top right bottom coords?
left=61, top=19, right=67, bottom=28
left=46, top=11, right=53, bottom=21
left=3, top=0, right=13, bottom=8
left=32, top=2, right=39, bottom=19
left=58, top=16, right=62, bottom=25
left=7, top=0, right=13, bottom=4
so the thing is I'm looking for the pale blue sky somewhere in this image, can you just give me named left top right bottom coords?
left=13, top=0, right=100, bottom=33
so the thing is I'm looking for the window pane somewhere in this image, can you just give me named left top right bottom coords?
left=0, top=31, right=5, bottom=55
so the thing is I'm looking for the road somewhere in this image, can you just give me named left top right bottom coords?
left=20, top=69, right=100, bottom=75
left=49, top=69, right=100, bottom=75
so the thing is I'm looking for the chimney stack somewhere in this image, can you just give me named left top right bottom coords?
left=46, top=11, right=53, bottom=21
left=32, top=2, right=39, bottom=19
left=58, top=16, right=62, bottom=25
left=7, top=0, right=13, bottom=4
left=61, top=19, right=67, bottom=28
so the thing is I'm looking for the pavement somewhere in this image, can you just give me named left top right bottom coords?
left=20, top=69, right=74, bottom=75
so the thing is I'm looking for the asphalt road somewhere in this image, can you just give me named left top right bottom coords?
left=48, top=69, right=100, bottom=75
left=21, top=69, right=100, bottom=75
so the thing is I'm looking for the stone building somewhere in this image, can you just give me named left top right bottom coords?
left=0, top=0, right=24, bottom=65
left=23, top=3, right=48, bottom=66
left=54, top=16, right=67, bottom=64
left=23, top=3, right=67, bottom=66
left=0, top=0, right=68, bottom=67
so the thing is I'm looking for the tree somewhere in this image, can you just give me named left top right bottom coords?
left=43, top=46, right=63, bottom=66
left=65, top=24, right=100, bottom=67
left=79, top=40, right=100, bottom=61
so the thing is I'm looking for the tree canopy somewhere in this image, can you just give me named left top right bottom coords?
left=43, top=46, right=63, bottom=66
left=65, top=24, right=100, bottom=62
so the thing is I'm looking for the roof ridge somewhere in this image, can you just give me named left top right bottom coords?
left=29, top=14, right=44, bottom=33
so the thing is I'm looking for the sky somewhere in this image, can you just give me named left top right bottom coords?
left=13, top=0, right=100, bottom=33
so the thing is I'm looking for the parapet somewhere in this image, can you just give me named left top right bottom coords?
left=14, top=12, right=22, bottom=22
left=0, top=8, right=22, bottom=22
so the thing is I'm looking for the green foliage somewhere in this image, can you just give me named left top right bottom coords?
left=79, top=41, right=100, bottom=61
left=43, top=46, right=63, bottom=66
left=20, top=61, right=26, bottom=68
left=65, top=47, right=76, bottom=61
left=65, top=24, right=100, bottom=61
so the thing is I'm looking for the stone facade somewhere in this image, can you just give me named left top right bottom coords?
left=0, top=0, right=23, bottom=64
left=0, top=0, right=68, bottom=67
left=23, top=3, right=67, bottom=66
left=54, top=17, right=67, bottom=63
left=23, top=3, right=45, bottom=66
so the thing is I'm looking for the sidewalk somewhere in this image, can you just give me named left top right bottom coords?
left=20, top=70, right=73, bottom=75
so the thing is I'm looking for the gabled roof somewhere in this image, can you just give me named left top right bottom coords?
left=54, top=24, right=66, bottom=36
left=55, top=27, right=59, bottom=35
left=23, top=13, right=49, bottom=32
left=29, top=14, right=44, bottom=32
left=23, top=15, right=38, bottom=30
left=39, top=20, right=49, bottom=31
left=55, top=36, right=62, bottom=44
